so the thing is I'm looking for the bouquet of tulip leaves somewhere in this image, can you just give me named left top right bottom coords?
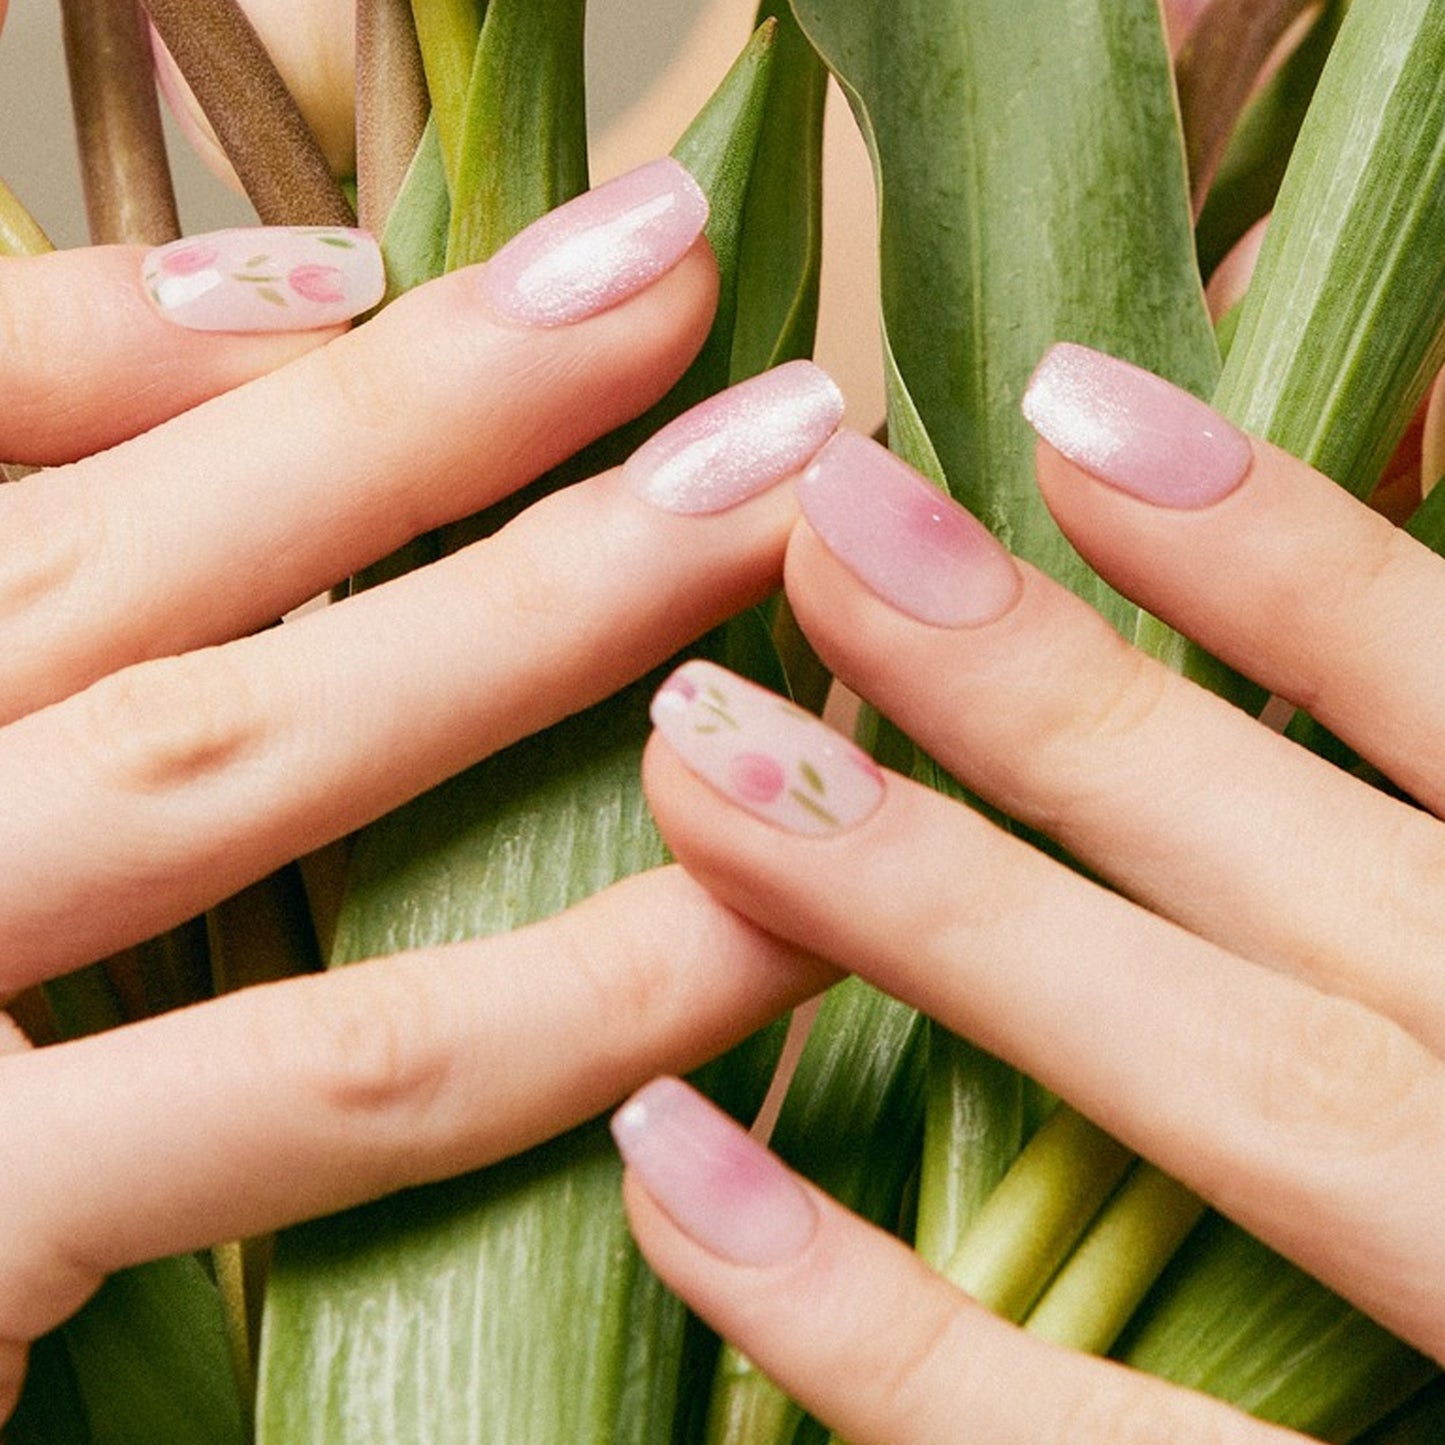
left=4, top=0, right=1445, bottom=1440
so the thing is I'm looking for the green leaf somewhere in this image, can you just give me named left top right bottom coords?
left=1117, top=1215, right=1437, bottom=1442
left=445, top=0, right=588, bottom=269
left=13, top=1257, right=246, bottom=1445
left=378, top=117, right=452, bottom=302
left=1214, top=0, right=1445, bottom=499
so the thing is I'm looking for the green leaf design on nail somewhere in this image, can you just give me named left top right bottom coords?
left=799, top=760, right=826, bottom=795
left=317, top=234, right=356, bottom=248
left=258, top=287, right=288, bottom=306
left=245, top=254, right=270, bottom=267
left=788, top=788, right=839, bottom=828
left=234, top=274, right=283, bottom=283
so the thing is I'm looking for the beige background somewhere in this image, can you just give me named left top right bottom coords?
left=0, top=0, right=710, bottom=246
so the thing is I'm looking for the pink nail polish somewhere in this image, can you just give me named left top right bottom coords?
left=1021, top=342, right=1252, bottom=507
left=650, top=660, right=884, bottom=837
left=612, top=1077, right=818, bottom=1267
left=477, top=158, right=709, bottom=328
left=797, top=431, right=1022, bottom=627
left=143, top=227, right=385, bottom=332
left=624, top=361, right=845, bottom=514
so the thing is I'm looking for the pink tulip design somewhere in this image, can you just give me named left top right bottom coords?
left=160, top=243, right=220, bottom=277
left=287, top=263, right=346, bottom=305
left=729, top=752, right=786, bottom=805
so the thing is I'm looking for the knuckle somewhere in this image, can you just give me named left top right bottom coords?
left=866, top=1296, right=974, bottom=1426
left=1252, top=989, right=1435, bottom=1157
left=1019, top=630, right=1175, bottom=813
left=262, top=966, right=452, bottom=1136
left=311, top=337, right=403, bottom=450
left=65, top=650, right=267, bottom=799
left=0, top=477, right=92, bottom=638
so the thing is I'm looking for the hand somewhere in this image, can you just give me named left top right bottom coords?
left=621, top=342, right=1445, bottom=1441
left=0, top=159, right=844, bottom=1421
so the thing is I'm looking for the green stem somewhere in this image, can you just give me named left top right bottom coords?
left=938, top=1106, right=1136, bottom=1320
left=408, top=0, right=485, bottom=192
left=140, top=0, right=353, bottom=226
left=61, top=0, right=180, bottom=244
left=1022, top=1165, right=1206, bottom=1354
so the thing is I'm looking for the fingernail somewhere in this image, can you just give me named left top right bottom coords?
left=624, top=361, right=845, bottom=514
left=612, top=1077, right=818, bottom=1267
left=143, top=227, right=385, bottom=332
left=797, top=431, right=1022, bottom=627
left=1021, top=342, right=1252, bottom=507
left=478, top=157, right=709, bottom=328
left=650, top=660, right=884, bottom=837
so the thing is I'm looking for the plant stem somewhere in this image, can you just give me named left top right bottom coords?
left=938, top=1106, right=1136, bottom=1320
left=1022, top=1165, right=1206, bottom=1354
left=409, top=0, right=485, bottom=191
left=140, top=0, right=353, bottom=226
left=60, top=0, right=180, bottom=245
left=356, top=0, right=431, bottom=233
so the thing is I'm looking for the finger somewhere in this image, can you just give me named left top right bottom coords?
left=0, top=361, right=844, bottom=988
left=616, top=1077, right=1306, bottom=1445
left=641, top=664, right=1445, bottom=1360
left=1023, top=342, right=1445, bottom=813
left=0, top=870, right=834, bottom=1344
left=774, top=429, right=1445, bottom=1053
left=0, top=161, right=718, bottom=722
left=0, top=242, right=356, bottom=465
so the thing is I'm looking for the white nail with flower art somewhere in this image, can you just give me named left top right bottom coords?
left=143, top=226, right=385, bottom=332
left=650, top=660, right=885, bottom=837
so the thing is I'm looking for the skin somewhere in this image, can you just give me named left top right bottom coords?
left=630, top=417, right=1445, bottom=1441
left=0, top=229, right=837, bottom=1421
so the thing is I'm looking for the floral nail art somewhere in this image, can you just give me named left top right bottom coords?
left=650, top=661, right=884, bottom=837
left=142, top=226, right=385, bottom=333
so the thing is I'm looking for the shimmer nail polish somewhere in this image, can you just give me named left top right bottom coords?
left=143, top=227, right=385, bottom=332
left=650, top=660, right=884, bottom=837
left=797, top=431, right=1022, bottom=627
left=612, top=1077, right=818, bottom=1266
left=624, top=361, right=845, bottom=514
left=1021, top=342, right=1252, bottom=507
left=478, top=157, right=709, bottom=328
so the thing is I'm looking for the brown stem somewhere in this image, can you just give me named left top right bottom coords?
left=139, top=0, right=354, bottom=227
left=357, top=0, right=431, bottom=233
left=1176, top=0, right=1315, bottom=217
left=61, top=0, right=181, bottom=245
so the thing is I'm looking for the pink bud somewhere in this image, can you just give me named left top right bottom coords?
left=151, top=0, right=356, bottom=191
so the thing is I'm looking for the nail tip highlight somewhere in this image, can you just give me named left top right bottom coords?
left=624, top=360, right=846, bottom=514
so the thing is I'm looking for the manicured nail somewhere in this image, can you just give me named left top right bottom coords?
left=1021, top=342, right=1252, bottom=507
left=612, top=1077, right=818, bottom=1267
left=624, top=361, right=845, bottom=514
left=143, top=227, right=384, bottom=332
left=478, top=158, right=709, bottom=328
left=650, top=660, right=884, bottom=836
left=797, top=430, right=1022, bottom=627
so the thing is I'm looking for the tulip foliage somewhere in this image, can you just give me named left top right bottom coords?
left=6, top=0, right=1445, bottom=1440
